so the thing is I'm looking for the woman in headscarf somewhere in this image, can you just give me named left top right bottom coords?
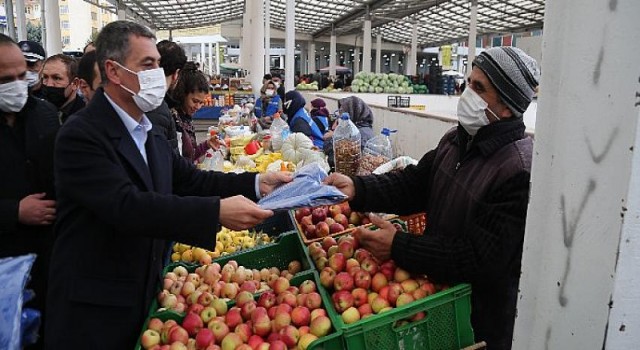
left=283, top=90, right=324, bottom=148
left=309, top=98, right=330, bottom=135
left=254, top=80, right=282, bottom=128
left=323, top=95, right=375, bottom=168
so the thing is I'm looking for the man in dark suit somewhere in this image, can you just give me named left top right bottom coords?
left=45, top=21, right=291, bottom=349
left=0, top=33, right=60, bottom=350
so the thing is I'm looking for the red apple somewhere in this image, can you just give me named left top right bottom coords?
left=304, top=292, right=322, bottom=310
left=325, top=217, right=336, bottom=226
left=269, top=340, right=287, bottom=350
left=148, top=318, right=164, bottom=333
left=224, top=307, right=242, bottom=330
left=207, top=319, right=230, bottom=343
left=235, top=290, right=254, bottom=308
left=421, top=282, right=437, bottom=296
left=182, top=312, right=203, bottom=336
left=316, top=222, right=330, bottom=237
left=311, top=207, right=327, bottom=224
left=298, top=333, right=319, bottom=350
left=387, top=283, right=404, bottom=306
left=220, top=332, right=243, bottom=350
left=234, top=323, right=252, bottom=343
left=272, top=277, right=290, bottom=294
left=310, top=308, right=327, bottom=321
left=328, top=253, right=346, bottom=272
left=251, top=307, right=271, bottom=337
left=328, top=204, right=342, bottom=217
left=348, top=212, right=361, bottom=226
left=195, top=328, right=214, bottom=349
left=353, top=270, right=372, bottom=289
left=291, top=306, right=311, bottom=327
left=200, top=307, right=217, bottom=323
left=371, top=296, right=391, bottom=313
left=257, top=291, right=276, bottom=309
left=334, top=272, right=355, bottom=292
left=211, top=298, right=227, bottom=316
left=321, top=236, right=337, bottom=250
left=240, top=300, right=257, bottom=321
left=315, top=256, right=329, bottom=270
left=394, top=268, right=410, bottom=282
left=309, top=315, right=331, bottom=337
left=300, top=215, right=313, bottom=227
left=279, top=325, right=300, bottom=347
left=332, top=290, right=354, bottom=313
left=247, top=334, right=264, bottom=349
left=273, top=310, right=292, bottom=332
left=396, top=293, right=415, bottom=307
left=295, top=207, right=311, bottom=222
left=354, top=248, right=371, bottom=263
left=351, top=288, right=368, bottom=307
left=341, top=306, right=361, bottom=324
left=357, top=303, right=373, bottom=318
left=319, top=267, right=336, bottom=289
left=371, top=272, right=388, bottom=292
left=299, top=280, right=317, bottom=294
left=168, top=326, right=189, bottom=345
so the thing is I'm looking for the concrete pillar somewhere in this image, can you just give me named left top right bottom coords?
left=200, top=43, right=206, bottom=69
left=362, top=16, right=372, bottom=72
left=215, top=42, right=220, bottom=74
left=245, top=0, right=265, bottom=96
left=353, top=47, right=360, bottom=73
left=329, top=31, right=337, bottom=78
left=40, top=0, right=46, bottom=46
left=208, top=43, right=213, bottom=76
left=300, top=45, right=307, bottom=75
left=5, top=0, right=16, bottom=40
left=15, top=0, right=27, bottom=41
left=375, top=35, right=382, bottom=74
left=285, top=0, right=295, bottom=92
left=390, top=53, right=399, bottom=73
left=44, top=0, right=62, bottom=54
left=513, top=0, right=640, bottom=349
left=264, top=0, right=271, bottom=73
left=407, top=22, right=418, bottom=75
left=466, top=0, right=478, bottom=76
left=307, top=41, right=316, bottom=74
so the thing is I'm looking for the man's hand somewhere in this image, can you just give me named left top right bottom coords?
left=323, top=173, right=355, bottom=201
left=18, top=193, right=56, bottom=226
left=219, top=195, right=274, bottom=230
left=353, top=214, right=397, bottom=262
left=258, top=171, right=293, bottom=197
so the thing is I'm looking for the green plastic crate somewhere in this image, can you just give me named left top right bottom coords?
left=134, top=271, right=345, bottom=350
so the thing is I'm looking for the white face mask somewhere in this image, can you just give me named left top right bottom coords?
left=114, top=61, right=166, bottom=112
left=0, top=80, right=29, bottom=113
left=457, top=87, right=500, bottom=136
left=274, top=82, right=281, bottom=88
left=25, top=71, right=40, bottom=87
left=265, top=89, right=275, bottom=97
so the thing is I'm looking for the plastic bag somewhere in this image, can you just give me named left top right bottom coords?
left=0, top=254, right=37, bottom=350
left=258, top=163, right=347, bottom=211
left=372, top=156, right=419, bottom=175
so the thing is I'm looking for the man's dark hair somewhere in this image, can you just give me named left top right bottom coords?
left=157, top=40, right=187, bottom=77
left=77, top=50, right=98, bottom=85
left=272, top=73, right=282, bottom=80
left=44, top=54, right=79, bottom=81
left=95, top=20, right=156, bottom=83
left=171, top=62, right=209, bottom=114
left=263, top=73, right=272, bottom=80
left=0, top=33, right=17, bottom=47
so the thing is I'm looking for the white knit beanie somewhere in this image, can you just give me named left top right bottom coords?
left=473, top=47, right=540, bottom=116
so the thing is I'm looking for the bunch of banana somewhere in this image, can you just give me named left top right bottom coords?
left=171, top=228, right=273, bottom=263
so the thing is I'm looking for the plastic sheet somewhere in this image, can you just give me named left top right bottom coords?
left=258, top=163, right=347, bottom=211
left=0, top=254, right=36, bottom=350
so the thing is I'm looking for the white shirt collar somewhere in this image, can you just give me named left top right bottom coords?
left=104, top=92, right=152, bottom=133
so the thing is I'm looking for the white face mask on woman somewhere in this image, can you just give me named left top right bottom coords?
left=265, top=89, right=275, bottom=97
left=456, top=87, right=500, bottom=136
left=0, top=80, right=29, bottom=113
left=114, top=61, right=167, bottom=112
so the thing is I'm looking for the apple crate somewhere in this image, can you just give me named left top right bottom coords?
left=134, top=271, right=346, bottom=350
left=290, top=210, right=400, bottom=245
left=317, top=281, right=474, bottom=350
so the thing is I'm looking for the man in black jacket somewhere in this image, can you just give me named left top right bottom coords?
left=146, top=40, right=185, bottom=153
left=325, top=47, right=540, bottom=350
left=45, top=21, right=291, bottom=349
left=0, top=34, right=60, bottom=350
left=40, top=54, right=85, bottom=124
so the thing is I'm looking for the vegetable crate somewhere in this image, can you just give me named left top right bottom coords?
left=321, top=283, right=474, bottom=350
left=134, top=271, right=345, bottom=350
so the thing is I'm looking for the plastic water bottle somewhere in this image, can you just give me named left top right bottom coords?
left=358, top=128, right=397, bottom=175
left=333, top=112, right=361, bottom=176
left=270, top=112, right=289, bottom=152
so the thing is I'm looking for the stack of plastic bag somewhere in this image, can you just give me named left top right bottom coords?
left=258, top=163, right=347, bottom=211
left=0, top=254, right=40, bottom=350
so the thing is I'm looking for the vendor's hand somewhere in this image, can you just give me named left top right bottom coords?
left=323, top=173, right=355, bottom=200
left=219, top=195, right=273, bottom=230
left=258, top=171, right=294, bottom=197
left=207, top=136, right=223, bottom=150
left=353, top=214, right=397, bottom=262
left=323, top=130, right=334, bottom=140
left=19, top=193, right=56, bottom=226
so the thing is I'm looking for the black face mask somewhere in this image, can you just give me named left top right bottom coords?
left=42, top=85, right=69, bottom=108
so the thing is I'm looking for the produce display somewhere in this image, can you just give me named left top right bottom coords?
left=142, top=273, right=336, bottom=350
left=293, top=202, right=369, bottom=241
left=349, top=72, right=427, bottom=94
left=171, top=228, right=273, bottom=263
left=157, top=260, right=304, bottom=314
left=308, top=234, right=447, bottom=325
left=295, top=81, right=319, bottom=91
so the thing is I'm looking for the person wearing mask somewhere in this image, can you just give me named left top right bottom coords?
left=146, top=40, right=185, bottom=153
left=324, top=47, right=540, bottom=350
left=45, top=21, right=292, bottom=349
left=262, top=73, right=272, bottom=86
left=271, top=73, right=286, bottom=102
left=41, top=54, right=85, bottom=124
left=18, top=40, right=46, bottom=97
left=0, top=34, right=60, bottom=350
left=323, top=95, right=374, bottom=168
left=309, top=98, right=330, bottom=134
left=76, top=50, right=101, bottom=103
left=254, top=80, right=282, bottom=128
left=283, top=90, right=324, bottom=148
left=170, top=62, right=217, bottom=163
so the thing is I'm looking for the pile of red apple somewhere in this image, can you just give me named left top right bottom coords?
left=294, top=202, right=372, bottom=240
left=158, top=260, right=303, bottom=314
left=308, top=235, right=446, bottom=325
left=141, top=278, right=333, bottom=350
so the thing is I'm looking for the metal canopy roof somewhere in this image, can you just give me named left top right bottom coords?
left=117, top=0, right=544, bottom=47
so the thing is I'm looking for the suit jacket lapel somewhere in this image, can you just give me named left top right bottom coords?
left=145, top=130, right=172, bottom=194
left=92, top=89, right=155, bottom=191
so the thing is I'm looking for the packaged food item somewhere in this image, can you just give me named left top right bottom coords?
left=332, top=112, right=361, bottom=176
left=357, top=127, right=396, bottom=176
left=269, top=112, right=290, bottom=151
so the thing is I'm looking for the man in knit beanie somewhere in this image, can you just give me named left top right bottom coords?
left=326, top=47, right=539, bottom=350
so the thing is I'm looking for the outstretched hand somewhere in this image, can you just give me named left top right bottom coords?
left=219, top=195, right=273, bottom=230
left=353, top=214, right=397, bottom=262
left=323, top=173, right=355, bottom=201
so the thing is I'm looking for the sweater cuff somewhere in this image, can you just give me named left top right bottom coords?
left=349, top=176, right=367, bottom=211
left=391, top=231, right=411, bottom=267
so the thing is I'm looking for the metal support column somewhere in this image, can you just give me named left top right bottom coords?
left=284, top=0, right=295, bottom=92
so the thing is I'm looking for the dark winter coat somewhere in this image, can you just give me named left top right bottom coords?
left=147, top=95, right=179, bottom=154
left=350, top=119, right=533, bottom=350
